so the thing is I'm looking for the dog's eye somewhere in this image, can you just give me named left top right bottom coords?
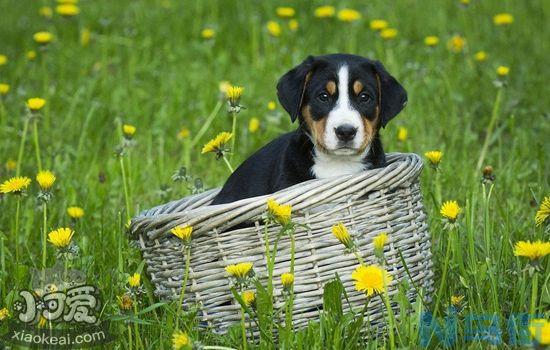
left=359, top=92, right=371, bottom=103
left=318, top=92, right=329, bottom=102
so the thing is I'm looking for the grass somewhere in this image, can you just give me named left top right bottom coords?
left=0, top=0, right=549, bottom=348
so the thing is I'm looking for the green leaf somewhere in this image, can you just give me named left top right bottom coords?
left=323, top=278, right=344, bottom=320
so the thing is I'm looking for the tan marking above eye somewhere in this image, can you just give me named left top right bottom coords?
left=353, top=80, right=363, bottom=95
left=326, top=81, right=336, bottom=95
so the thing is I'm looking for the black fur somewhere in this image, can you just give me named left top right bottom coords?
left=212, top=54, right=406, bottom=205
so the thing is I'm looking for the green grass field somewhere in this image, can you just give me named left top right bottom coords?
left=0, top=0, right=549, bottom=349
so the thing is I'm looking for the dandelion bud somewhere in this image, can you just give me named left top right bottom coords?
left=281, top=272, right=294, bottom=289
left=331, top=222, right=354, bottom=249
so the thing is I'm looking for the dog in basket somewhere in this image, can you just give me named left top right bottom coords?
left=213, top=53, right=407, bottom=204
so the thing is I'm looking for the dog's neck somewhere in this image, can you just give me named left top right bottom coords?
left=310, top=145, right=371, bottom=179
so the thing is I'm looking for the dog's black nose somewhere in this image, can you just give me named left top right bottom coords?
left=335, top=124, right=358, bottom=142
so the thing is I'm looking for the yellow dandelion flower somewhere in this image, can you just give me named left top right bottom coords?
left=460, top=0, right=471, bottom=5
left=535, top=196, right=550, bottom=226
left=48, top=227, right=74, bottom=248
left=27, top=50, right=37, bottom=60
left=80, top=28, right=91, bottom=47
left=33, top=31, right=53, bottom=45
left=128, top=273, right=141, bottom=287
left=0, top=83, right=9, bottom=95
left=440, top=201, right=461, bottom=222
left=337, top=8, right=361, bottom=22
left=496, top=66, right=510, bottom=77
left=177, top=127, right=190, bottom=139
left=266, top=198, right=292, bottom=225
left=5, top=159, right=17, bottom=171
left=276, top=7, right=295, bottom=18
left=36, top=170, right=56, bottom=191
left=39, top=6, right=53, bottom=18
left=249, top=117, right=260, bottom=133
left=267, top=101, right=276, bottom=111
left=314, top=5, right=335, bottom=18
left=493, top=13, right=514, bottom=26
left=225, top=262, right=253, bottom=278
left=201, top=28, right=215, bottom=39
left=56, top=4, right=80, bottom=16
left=380, top=28, right=398, bottom=40
left=451, top=295, right=464, bottom=306
left=171, top=225, right=193, bottom=242
left=397, top=127, right=408, bottom=142
left=288, top=19, right=299, bottom=31
left=351, top=264, right=393, bottom=297
left=0, top=176, right=31, bottom=194
left=332, top=222, right=353, bottom=249
left=370, top=19, right=388, bottom=31
left=201, top=132, right=232, bottom=154
left=226, top=85, right=244, bottom=107
left=117, top=293, right=133, bottom=310
left=425, top=150, right=443, bottom=166
left=0, top=307, right=8, bottom=320
left=513, top=240, right=550, bottom=261
left=242, top=290, right=255, bottom=306
left=266, top=21, right=282, bottom=37
left=67, top=206, right=84, bottom=219
left=424, top=36, right=440, bottom=47
left=474, top=51, right=488, bottom=62
left=281, top=272, right=294, bottom=288
left=373, top=233, right=388, bottom=251
left=447, top=35, right=466, bottom=53
left=122, top=124, right=136, bottom=138
left=26, top=98, right=46, bottom=112
left=0, top=54, right=7, bottom=66
left=172, top=330, right=191, bottom=350
left=529, top=319, right=550, bottom=345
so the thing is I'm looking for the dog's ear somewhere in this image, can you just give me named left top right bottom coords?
left=372, top=60, right=408, bottom=128
left=277, top=56, right=315, bottom=123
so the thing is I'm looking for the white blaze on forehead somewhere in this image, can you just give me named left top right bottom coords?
left=323, top=65, right=365, bottom=151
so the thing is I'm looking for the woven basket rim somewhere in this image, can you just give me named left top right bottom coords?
left=130, top=152, right=423, bottom=240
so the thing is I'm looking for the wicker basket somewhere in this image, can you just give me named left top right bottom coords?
left=129, top=153, right=434, bottom=332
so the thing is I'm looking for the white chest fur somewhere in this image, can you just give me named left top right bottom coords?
left=310, top=147, right=370, bottom=179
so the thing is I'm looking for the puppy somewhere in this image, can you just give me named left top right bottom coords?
left=212, top=54, right=407, bottom=205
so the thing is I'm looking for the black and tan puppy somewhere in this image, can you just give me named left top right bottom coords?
left=212, top=54, right=407, bottom=205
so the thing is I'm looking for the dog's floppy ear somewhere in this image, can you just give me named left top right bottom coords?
left=372, top=60, right=408, bottom=128
left=276, top=56, right=315, bottom=122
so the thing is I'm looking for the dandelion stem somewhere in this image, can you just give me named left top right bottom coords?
left=241, top=306, right=247, bottom=350
left=119, top=157, right=132, bottom=222
left=127, top=324, right=133, bottom=350
left=42, top=202, right=47, bottom=270
left=14, top=196, right=21, bottom=264
left=530, top=271, right=538, bottom=317
left=222, top=155, right=234, bottom=173
left=133, top=303, right=143, bottom=350
left=190, top=100, right=223, bottom=148
left=381, top=292, right=396, bottom=350
left=230, top=111, right=237, bottom=162
left=33, top=120, right=42, bottom=171
left=353, top=250, right=365, bottom=266
left=432, top=227, right=453, bottom=319
left=175, top=246, right=191, bottom=329
left=16, top=118, right=30, bottom=176
left=476, top=87, right=503, bottom=172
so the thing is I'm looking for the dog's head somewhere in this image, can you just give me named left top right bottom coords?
left=277, top=54, right=407, bottom=156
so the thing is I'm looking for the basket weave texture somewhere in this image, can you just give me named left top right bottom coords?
left=130, top=153, right=434, bottom=331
